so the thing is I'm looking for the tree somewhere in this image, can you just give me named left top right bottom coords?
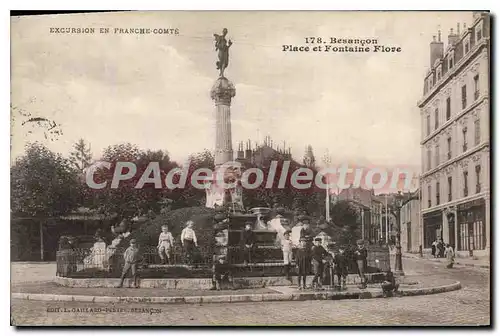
left=328, top=200, right=361, bottom=246
left=88, top=144, right=180, bottom=218
left=170, top=149, right=215, bottom=209
left=69, top=139, right=93, bottom=172
left=11, top=142, right=80, bottom=217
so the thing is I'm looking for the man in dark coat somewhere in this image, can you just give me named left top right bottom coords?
left=355, top=239, right=368, bottom=289
left=334, top=246, right=349, bottom=290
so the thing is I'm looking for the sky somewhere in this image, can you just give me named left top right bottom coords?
left=11, top=11, right=475, bottom=172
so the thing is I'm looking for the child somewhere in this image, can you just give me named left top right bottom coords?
left=311, top=237, right=328, bottom=289
left=333, top=246, right=348, bottom=290
left=181, top=220, right=198, bottom=264
left=282, top=230, right=293, bottom=280
left=117, top=239, right=141, bottom=288
left=211, top=256, right=234, bottom=290
left=381, top=270, right=399, bottom=297
left=157, top=225, right=174, bottom=264
left=240, top=221, right=256, bottom=266
left=295, top=237, right=311, bottom=290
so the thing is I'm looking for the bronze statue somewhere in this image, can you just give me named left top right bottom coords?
left=214, top=28, right=232, bottom=77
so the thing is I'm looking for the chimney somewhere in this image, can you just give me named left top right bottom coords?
left=245, top=140, right=252, bottom=159
left=430, top=32, right=444, bottom=67
left=237, top=141, right=244, bottom=159
left=448, top=28, right=459, bottom=46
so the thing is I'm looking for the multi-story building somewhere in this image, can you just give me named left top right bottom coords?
left=400, top=189, right=421, bottom=253
left=337, top=186, right=383, bottom=243
left=418, top=13, right=490, bottom=257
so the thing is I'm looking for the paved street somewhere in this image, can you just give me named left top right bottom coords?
left=11, top=257, right=490, bottom=326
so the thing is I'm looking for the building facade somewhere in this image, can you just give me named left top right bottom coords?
left=400, top=190, right=421, bottom=253
left=418, top=13, right=490, bottom=257
left=337, top=187, right=383, bottom=243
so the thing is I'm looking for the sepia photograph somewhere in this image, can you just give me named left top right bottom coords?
left=9, top=10, right=490, bottom=326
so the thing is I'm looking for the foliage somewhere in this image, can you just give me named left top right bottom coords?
left=327, top=200, right=361, bottom=246
left=11, top=142, right=80, bottom=217
left=69, top=139, right=93, bottom=172
left=88, top=143, right=180, bottom=218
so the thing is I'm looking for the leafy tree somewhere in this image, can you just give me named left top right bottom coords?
left=11, top=142, right=80, bottom=217
left=170, top=149, right=215, bottom=209
left=69, top=138, right=93, bottom=172
left=327, top=200, right=361, bottom=246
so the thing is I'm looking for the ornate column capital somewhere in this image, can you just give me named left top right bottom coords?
left=210, top=77, right=236, bottom=106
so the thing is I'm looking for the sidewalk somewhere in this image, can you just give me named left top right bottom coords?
left=403, top=252, right=490, bottom=269
left=11, top=274, right=461, bottom=305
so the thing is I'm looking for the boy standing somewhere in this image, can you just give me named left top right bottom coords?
left=282, top=230, right=293, bottom=280
left=240, top=221, right=256, bottom=266
left=311, top=238, right=328, bottom=289
left=157, top=225, right=174, bottom=264
left=333, top=246, right=348, bottom=290
left=355, top=239, right=368, bottom=289
left=117, top=239, right=141, bottom=288
left=295, top=237, right=311, bottom=290
left=181, top=220, right=198, bottom=264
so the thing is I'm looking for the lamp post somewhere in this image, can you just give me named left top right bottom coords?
left=392, top=197, right=404, bottom=276
left=322, top=150, right=332, bottom=222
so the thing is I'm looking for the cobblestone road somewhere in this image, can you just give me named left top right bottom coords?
left=11, top=258, right=490, bottom=326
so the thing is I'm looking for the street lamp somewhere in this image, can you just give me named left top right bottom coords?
left=322, top=150, right=332, bottom=222
left=392, top=196, right=405, bottom=276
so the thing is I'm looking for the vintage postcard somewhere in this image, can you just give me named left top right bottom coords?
left=10, top=11, right=490, bottom=326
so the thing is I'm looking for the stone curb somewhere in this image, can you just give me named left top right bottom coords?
left=11, top=281, right=461, bottom=305
left=403, top=255, right=489, bottom=269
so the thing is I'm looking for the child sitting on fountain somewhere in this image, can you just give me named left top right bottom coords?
left=211, top=256, right=234, bottom=290
left=157, top=225, right=174, bottom=265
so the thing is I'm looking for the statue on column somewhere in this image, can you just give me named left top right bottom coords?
left=214, top=28, right=232, bottom=77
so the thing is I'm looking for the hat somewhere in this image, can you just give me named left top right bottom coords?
left=356, top=239, right=364, bottom=245
left=284, top=229, right=292, bottom=234
left=244, top=221, right=254, bottom=226
left=314, top=238, right=322, bottom=242
left=130, top=239, right=137, bottom=244
left=299, top=215, right=311, bottom=222
left=299, top=236, right=308, bottom=242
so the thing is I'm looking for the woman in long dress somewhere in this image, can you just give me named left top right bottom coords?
left=445, top=244, right=455, bottom=268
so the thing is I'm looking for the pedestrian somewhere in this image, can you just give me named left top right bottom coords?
left=117, top=239, right=141, bottom=288
left=438, top=239, right=445, bottom=258
left=211, top=256, right=234, bottom=290
left=157, top=225, right=174, bottom=264
left=240, top=221, right=256, bottom=266
left=181, top=220, right=198, bottom=264
left=311, top=237, right=328, bottom=289
left=445, top=244, right=455, bottom=268
left=431, top=239, right=437, bottom=258
left=333, top=246, right=348, bottom=290
left=281, top=230, right=293, bottom=280
left=295, top=237, right=311, bottom=290
left=381, top=270, right=399, bottom=297
left=355, top=239, right=368, bottom=289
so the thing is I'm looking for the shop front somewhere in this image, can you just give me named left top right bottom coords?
left=422, top=209, right=442, bottom=249
left=457, top=198, right=486, bottom=253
